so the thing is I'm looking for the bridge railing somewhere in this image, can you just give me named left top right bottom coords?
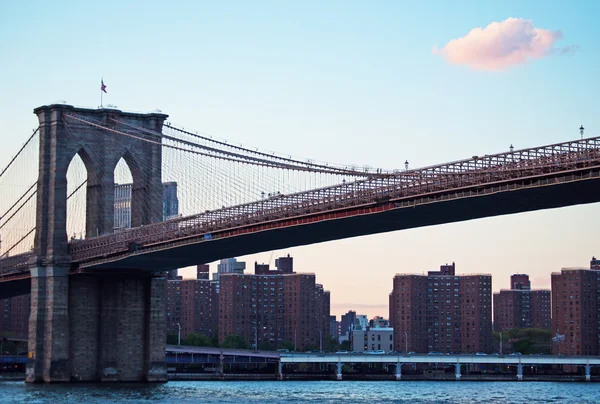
left=0, top=252, right=33, bottom=275
left=67, top=136, right=600, bottom=263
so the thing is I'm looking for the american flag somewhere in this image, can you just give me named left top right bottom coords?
left=101, top=79, right=107, bottom=93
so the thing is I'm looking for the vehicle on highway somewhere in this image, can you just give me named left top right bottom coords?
left=427, top=351, right=442, bottom=355
left=335, top=350, right=348, bottom=354
left=475, top=352, right=487, bottom=356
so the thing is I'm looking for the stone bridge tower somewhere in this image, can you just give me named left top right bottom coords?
left=27, top=104, right=168, bottom=383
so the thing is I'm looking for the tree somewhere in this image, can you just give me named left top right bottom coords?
left=325, top=336, right=340, bottom=352
left=277, top=341, right=296, bottom=351
left=257, top=341, right=274, bottom=350
left=339, top=340, right=351, bottom=351
left=493, top=328, right=552, bottom=355
left=221, top=334, right=247, bottom=349
left=184, top=332, right=213, bottom=347
left=166, top=332, right=179, bottom=345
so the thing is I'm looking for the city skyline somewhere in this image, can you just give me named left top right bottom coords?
left=1, top=1, right=599, bottom=319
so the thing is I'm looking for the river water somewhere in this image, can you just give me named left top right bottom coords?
left=0, top=380, right=597, bottom=403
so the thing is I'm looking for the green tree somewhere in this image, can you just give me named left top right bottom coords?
left=339, top=340, right=351, bottom=351
left=325, top=336, right=340, bottom=352
left=221, top=334, right=248, bottom=349
left=166, top=332, right=179, bottom=345
left=277, top=341, right=296, bottom=351
left=493, top=328, right=552, bottom=355
left=258, top=341, right=275, bottom=350
left=184, top=332, right=213, bottom=347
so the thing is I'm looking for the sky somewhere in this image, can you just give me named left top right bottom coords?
left=1, top=0, right=599, bottom=318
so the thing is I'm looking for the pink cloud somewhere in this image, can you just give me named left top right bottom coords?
left=433, top=18, right=575, bottom=71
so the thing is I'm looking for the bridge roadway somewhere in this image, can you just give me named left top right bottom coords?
left=279, top=352, right=600, bottom=366
left=281, top=353, right=600, bottom=381
left=163, top=346, right=600, bottom=381
left=2, top=136, right=600, bottom=283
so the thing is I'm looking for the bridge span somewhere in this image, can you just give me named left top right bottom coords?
left=0, top=104, right=599, bottom=383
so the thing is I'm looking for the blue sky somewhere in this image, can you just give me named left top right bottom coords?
left=1, top=1, right=599, bottom=317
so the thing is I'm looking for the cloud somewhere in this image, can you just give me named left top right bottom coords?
left=433, top=18, right=576, bottom=71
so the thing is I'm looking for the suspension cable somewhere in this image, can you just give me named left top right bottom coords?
left=0, top=128, right=39, bottom=180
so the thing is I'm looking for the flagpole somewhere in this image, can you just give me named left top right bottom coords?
left=100, top=78, right=103, bottom=108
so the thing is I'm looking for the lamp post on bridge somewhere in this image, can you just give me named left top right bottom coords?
left=580, top=125, right=585, bottom=140
left=176, top=323, right=181, bottom=346
left=319, top=330, right=322, bottom=352
left=499, top=332, right=502, bottom=355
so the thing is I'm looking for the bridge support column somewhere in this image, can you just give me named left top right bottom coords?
left=219, top=352, right=224, bottom=378
left=26, top=266, right=70, bottom=383
left=585, top=364, right=591, bottom=382
left=28, top=271, right=166, bottom=383
left=455, top=363, right=461, bottom=380
left=278, top=361, right=283, bottom=380
left=336, top=361, right=342, bottom=380
left=517, top=363, right=523, bottom=381
left=395, top=362, right=402, bottom=380
left=96, top=274, right=166, bottom=382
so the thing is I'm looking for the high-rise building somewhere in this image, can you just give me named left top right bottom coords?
left=218, top=256, right=330, bottom=351
left=197, top=264, right=210, bottom=280
left=114, top=183, right=132, bottom=231
left=354, top=314, right=369, bottom=330
left=493, top=274, right=551, bottom=332
left=340, top=310, right=357, bottom=339
left=114, top=182, right=179, bottom=230
left=390, top=263, right=493, bottom=354
left=162, top=181, right=179, bottom=220
left=551, top=258, right=600, bottom=356
left=0, top=294, right=30, bottom=338
left=166, top=267, right=218, bottom=340
left=329, top=315, right=339, bottom=339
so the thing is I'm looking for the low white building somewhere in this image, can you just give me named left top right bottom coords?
left=351, top=327, right=394, bottom=352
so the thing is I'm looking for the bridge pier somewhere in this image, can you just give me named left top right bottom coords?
left=395, top=362, right=402, bottom=380
left=517, top=363, right=523, bottom=381
left=278, top=361, right=283, bottom=380
left=585, top=364, right=591, bottom=382
left=26, top=266, right=71, bottom=382
left=336, top=361, right=342, bottom=380
left=455, top=363, right=461, bottom=380
left=27, top=271, right=166, bottom=383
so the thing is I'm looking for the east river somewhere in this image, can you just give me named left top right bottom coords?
left=0, top=381, right=597, bottom=403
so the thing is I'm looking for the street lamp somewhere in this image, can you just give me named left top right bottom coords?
left=319, top=330, right=323, bottom=352
left=176, top=323, right=181, bottom=346
left=499, top=332, right=502, bottom=355
left=509, top=144, right=514, bottom=153
left=404, top=332, right=408, bottom=354
left=580, top=125, right=585, bottom=139
left=404, top=160, right=409, bottom=170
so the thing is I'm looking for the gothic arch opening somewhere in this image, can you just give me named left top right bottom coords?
left=114, top=157, right=134, bottom=232
left=66, top=152, right=89, bottom=240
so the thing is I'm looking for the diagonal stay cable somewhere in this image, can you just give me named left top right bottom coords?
left=0, top=128, right=39, bottom=180
left=0, top=182, right=37, bottom=230
left=0, top=179, right=88, bottom=257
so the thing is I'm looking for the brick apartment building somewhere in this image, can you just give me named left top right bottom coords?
left=551, top=257, right=600, bottom=356
left=389, top=263, right=493, bottom=354
left=218, top=256, right=330, bottom=351
left=493, top=274, right=551, bottom=332
left=0, top=294, right=30, bottom=338
left=166, top=264, right=218, bottom=340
